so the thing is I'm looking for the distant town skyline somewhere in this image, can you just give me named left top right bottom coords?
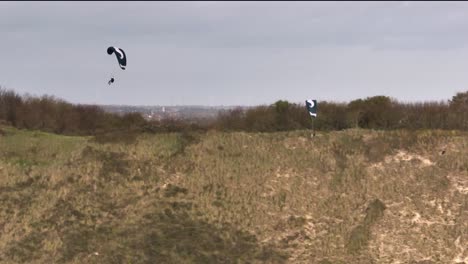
left=2, top=1, right=468, bottom=106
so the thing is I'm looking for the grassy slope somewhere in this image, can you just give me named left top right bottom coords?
left=0, top=126, right=467, bottom=263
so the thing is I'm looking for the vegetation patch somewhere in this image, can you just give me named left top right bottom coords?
left=171, top=130, right=201, bottom=157
left=347, top=199, right=386, bottom=254
left=6, top=231, right=45, bottom=263
left=93, top=129, right=139, bottom=145
left=164, top=184, right=188, bottom=198
left=98, top=151, right=130, bottom=179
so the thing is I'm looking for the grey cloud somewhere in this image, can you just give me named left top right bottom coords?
left=1, top=1, right=468, bottom=106
left=4, top=1, right=468, bottom=49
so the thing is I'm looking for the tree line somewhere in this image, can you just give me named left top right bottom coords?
left=215, top=93, right=468, bottom=132
left=0, top=88, right=147, bottom=135
left=1, top=87, right=467, bottom=135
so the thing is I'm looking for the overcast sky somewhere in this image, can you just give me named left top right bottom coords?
left=2, top=1, right=468, bottom=106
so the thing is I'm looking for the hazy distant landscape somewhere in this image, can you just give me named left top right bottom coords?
left=100, top=105, right=245, bottom=121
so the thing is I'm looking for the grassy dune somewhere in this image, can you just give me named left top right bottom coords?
left=0, top=126, right=467, bottom=263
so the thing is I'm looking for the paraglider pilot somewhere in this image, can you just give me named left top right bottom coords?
left=106, top=46, right=127, bottom=85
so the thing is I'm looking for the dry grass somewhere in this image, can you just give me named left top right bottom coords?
left=0, top=125, right=467, bottom=263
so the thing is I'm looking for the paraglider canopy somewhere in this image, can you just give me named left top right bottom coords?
left=107, top=46, right=127, bottom=70
left=305, top=99, right=317, bottom=118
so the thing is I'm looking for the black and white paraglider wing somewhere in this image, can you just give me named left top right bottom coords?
left=107, top=46, right=127, bottom=70
left=305, top=99, right=317, bottom=118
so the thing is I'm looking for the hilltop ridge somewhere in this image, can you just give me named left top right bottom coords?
left=0, top=126, right=466, bottom=263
